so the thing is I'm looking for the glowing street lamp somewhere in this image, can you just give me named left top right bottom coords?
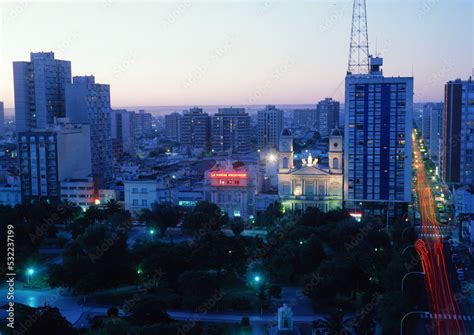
left=26, top=268, right=35, bottom=285
left=254, top=275, right=261, bottom=283
left=149, top=229, right=155, bottom=240
left=267, top=153, right=277, bottom=163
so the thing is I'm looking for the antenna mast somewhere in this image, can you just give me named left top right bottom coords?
left=347, top=0, right=370, bottom=75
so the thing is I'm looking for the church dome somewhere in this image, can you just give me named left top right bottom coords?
left=330, top=128, right=343, bottom=137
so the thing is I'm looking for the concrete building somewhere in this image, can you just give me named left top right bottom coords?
left=292, top=109, right=317, bottom=128
left=454, top=186, right=474, bottom=216
left=60, top=178, right=96, bottom=209
left=13, top=52, right=71, bottom=132
left=344, top=56, right=413, bottom=218
left=0, top=173, right=21, bottom=206
left=317, top=98, right=340, bottom=138
left=278, top=128, right=343, bottom=212
left=165, top=112, right=181, bottom=140
left=211, top=107, right=251, bottom=154
left=124, top=179, right=158, bottom=213
left=442, top=78, right=474, bottom=187
left=66, top=75, right=113, bottom=188
left=111, top=109, right=136, bottom=156
left=0, top=101, right=4, bottom=136
left=135, top=110, right=153, bottom=138
left=422, top=104, right=431, bottom=146
left=257, top=105, right=284, bottom=149
left=204, top=160, right=257, bottom=218
left=18, top=120, right=92, bottom=203
left=422, top=102, right=444, bottom=172
left=178, top=108, right=210, bottom=149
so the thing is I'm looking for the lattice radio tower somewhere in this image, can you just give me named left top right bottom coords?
left=347, top=0, right=370, bottom=75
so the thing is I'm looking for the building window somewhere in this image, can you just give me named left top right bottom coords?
left=142, top=199, right=147, bottom=206
left=132, top=199, right=138, bottom=205
left=333, top=157, right=339, bottom=169
left=283, top=157, right=289, bottom=169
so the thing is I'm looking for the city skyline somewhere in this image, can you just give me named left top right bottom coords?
left=1, top=0, right=472, bottom=113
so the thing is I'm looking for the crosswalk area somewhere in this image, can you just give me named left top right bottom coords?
left=420, top=313, right=474, bottom=322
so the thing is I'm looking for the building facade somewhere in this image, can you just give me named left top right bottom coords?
left=442, top=78, right=474, bottom=187
left=18, top=121, right=92, bottom=203
left=13, top=52, right=71, bottom=132
left=211, top=107, right=251, bottom=154
left=111, top=109, right=136, bottom=156
left=344, top=57, right=413, bottom=217
left=66, top=75, right=113, bottom=188
left=278, top=129, right=343, bottom=212
left=60, top=178, right=96, bottom=209
left=423, top=102, right=444, bottom=172
left=257, top=105, right=284, bottom=149
left=165, top=112, right=181, bottom=140
left=135, top=110, right=153, bottom=138
left=204, top=160, right=257, bottom=218
left=178, top=108, right=210, bottom=150
left=317, top=98, right=340, bottom=138
left=293, top=109, right=317, bottom=128
left=0, top=101, right=4, bottom=136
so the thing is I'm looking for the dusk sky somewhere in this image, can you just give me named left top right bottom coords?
left=0, top=0, right=472, bottom=111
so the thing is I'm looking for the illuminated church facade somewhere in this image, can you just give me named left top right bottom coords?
left=277, top=128, right=343, bottom=212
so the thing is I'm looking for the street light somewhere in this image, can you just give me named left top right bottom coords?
left=401, top=245, right=415, bottom=255
left=254, top=275, right=261, bottom=283
left=149, top=229, right=155, bottom=240
left=400, top=311, right=429, bottom=335
left=26, top=268, right=35, bottom=285
left=401, top=272, right=424, bottom=292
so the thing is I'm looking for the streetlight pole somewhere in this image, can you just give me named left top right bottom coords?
left=401, top=272, right=424, bottom=292
left=401, top=245, right=415, bottom=255
left=401, top=227, right=412, bottom=241
left=400, top=311, right=429, bottom=335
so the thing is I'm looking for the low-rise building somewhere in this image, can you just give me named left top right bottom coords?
left=60, top=178, right=96, bottom=209
left=124, top=179, right=158, bottom=213
left=204, top=160, right=257, bottom=219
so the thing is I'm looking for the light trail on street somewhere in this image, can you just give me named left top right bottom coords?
left=413, top=134, right=466, bottom=335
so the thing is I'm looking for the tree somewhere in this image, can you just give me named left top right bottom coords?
left=49, top=221, right=134, bottom=293
left=314, top=309, right=353, bottom=335
left=104, top=199, right=123, bottom=216
left=132, top=241, right=191, bottom=289
left=191, top=232, right=247, bottom=279
left=140, top=203, right=181, bottom=237
left=127, top=295, right=171, bottom=326
left=182, top=201, right=228, bottom=235
left=4, top=303, right=77, bottom=335
left=230, top=217, right=244, bottom=236
left=256, top=201, right=284, bottom=227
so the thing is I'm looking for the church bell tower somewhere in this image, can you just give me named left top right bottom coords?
left=278, top=128, right=294, bottom=173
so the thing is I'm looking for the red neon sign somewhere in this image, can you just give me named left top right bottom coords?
left=210, top=172, right=247, bottom=178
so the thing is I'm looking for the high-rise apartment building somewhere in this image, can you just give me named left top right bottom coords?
left=165, top=112, right=181, bottom=140
left=111, top=109, right=136, bottom=156
left=178, top=108, right=211, bottom=149
left=257, top=105, right=284, bottom=149
left=135, top=110, right=153, bottom=138
left=0, top=102, right=4, bottom=136
left=66, top=76, right=113, bottom=188
left=317, top=98, right=340, bottom=138
left=422, top=102, right=444, bottom=171
left=212, top=107, right=251, bottom=154
left=13, top=52, right=71, bottom=132
left=344, top=57, right=413, bottom=217
left=18, top=119, right=92, bottom=204
left=293, top=109, right=317, bottom=128
left=443, top=78, right=474, bottom=187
